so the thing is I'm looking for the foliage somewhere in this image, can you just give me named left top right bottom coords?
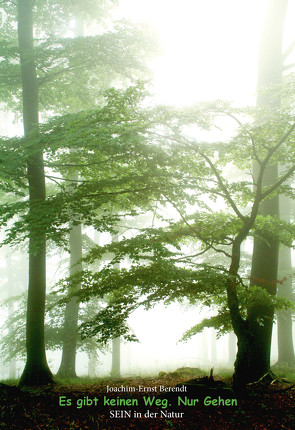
left=0, top=0, right=155, bottom=114
left=0, top=0, right=158, bottom=386
left=2, top=0, right=295, bottom=371
left=0, top=83, right=196, bottom=250
left=0, top=292, right=105, bottom=364
left=44, top=87, right=295, bottom=344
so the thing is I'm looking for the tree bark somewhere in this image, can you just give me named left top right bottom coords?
left=111, top=337, right=121, bottom=378
left=248, top=0, right=287, bottom=379
left=277, top=188, right=295, bottom=364
left=228, top=332, right=236, bottom=367
left=6, top=253, right=16, bottom=380
left=111, top=231, right=121, bottom=378
left=88, top=347, right=97, bottom=378
left=56, top=223, right=82, bottom=378
left=56, top=14, right=84, bottom=379
left=231, top=0, right=288, bottom=390
left=17, top=0, right=54, bottom=386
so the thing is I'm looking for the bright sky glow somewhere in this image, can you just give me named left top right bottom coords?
left=115, top=0, right=270, bottom=105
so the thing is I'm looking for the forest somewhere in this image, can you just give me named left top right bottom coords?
left=1, top=0, right=295, bottom=429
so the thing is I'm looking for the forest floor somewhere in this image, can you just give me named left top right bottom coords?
left=0, top=368, right=295, bottom=429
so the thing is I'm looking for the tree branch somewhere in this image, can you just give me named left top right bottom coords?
left=189, top=144, right=246, bottom=221
left=261, top=163, right=295, bottom=201
left=163, top=193, right=232, bottom=259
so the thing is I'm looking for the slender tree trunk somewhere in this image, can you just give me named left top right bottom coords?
left=88, top=347, right=97, bottom=378
left=247, top=0, right=287, bottom=380
left=111, top=231, right=121, bottom=378
left=6, top=253, right=16, bottom=379
left=226, top=233, right=250, bottom=390
left=277, top=187, right=295, bottom=364
left=57, top=222, right=82, bottom=378
left=56, top=15, right=84, bottom=379
left=111, top=337, right=121, bottom=378
left=18, top=0, right=54, bottom=386
left=231, top=0, right=288, bottom=391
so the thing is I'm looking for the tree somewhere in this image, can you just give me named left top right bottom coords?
left=56, top=10, right=87, bottom=380
left=17, top=0, right=54, bottom=386
left=68, top=94, right=295, bottom=391
left=54, top=7, right=154, bottom=374
left=0, top=291, right=103, bottom=368
left=56, top=222, right=82, bottom=378
left=247, top=0, right=288, bottom=385
left=277, top=2, right=295, bottom=365
left=277, top=187, right=295, bottom=364
left=111, top=230, right=121, bottom=378
left=1, top=0, right=151, bottom=115
left=0, top=83, right=169, bottom=382
left=1, top=0, right=154, bottom=384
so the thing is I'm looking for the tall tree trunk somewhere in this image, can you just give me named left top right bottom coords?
left=6, top=253, right=16, bottom=379
left=56, top=15, right=84, bottom=379
left=233, top=0, right=288, bottom=390
left=88, top=347, right=97, bottom=378
left=111, top=337, right=121, bottom=378
left=111, top=230, right=121, bottom=378
left=18, top=0, right=54, bottom=386
left=277, top=187, right=295, bottom=364
left=56, top=222, right=82, bottom=378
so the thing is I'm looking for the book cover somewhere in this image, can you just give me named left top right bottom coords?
left=0, top=1, right=294, bottom=429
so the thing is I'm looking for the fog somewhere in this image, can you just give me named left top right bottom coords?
left=1, top=0, right=295, bottom=384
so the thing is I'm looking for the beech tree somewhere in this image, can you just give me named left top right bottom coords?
left=277, top=189, right=295, bottom=364
left=248, top=0, right=288, bottom=383
left=2, top=0, right=294, bottom=392
left=277, top=0, right=295, bottom=365
left=1, top=0, right=154, bottom=384
left=0, top=84, right=172, bottom=380
left=65, top=93, right=295, bottom=391
left=0, top=292, right=103, bottom=367
left=17, top=0, right=54, bottom=386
